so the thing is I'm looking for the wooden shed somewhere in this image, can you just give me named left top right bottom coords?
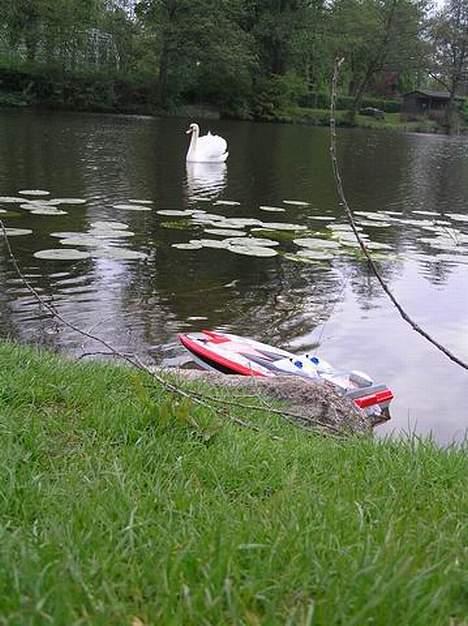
left=402, top=89, right=464, bottom=114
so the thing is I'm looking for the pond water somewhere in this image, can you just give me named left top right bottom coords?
left=0, top=110, right=467, bottom=443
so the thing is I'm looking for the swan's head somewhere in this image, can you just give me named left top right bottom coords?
left=186, top=123, right=200, bottom=135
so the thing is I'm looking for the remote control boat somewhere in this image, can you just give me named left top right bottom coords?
left=179, top=330, right=393, bottom=418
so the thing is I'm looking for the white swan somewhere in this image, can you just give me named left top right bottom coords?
left=186, top=123, right=229, bottom=163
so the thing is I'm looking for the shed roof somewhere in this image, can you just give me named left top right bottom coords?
left=403, top=89, right=464, bottom=100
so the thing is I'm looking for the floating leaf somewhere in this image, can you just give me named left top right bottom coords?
left=352, top=211, right=392, bottom=221
left=51, top=198, right=87, bottom=205
left=447, top=213, right=468, bottom=223
left=193, top=239, right=228, bottom=249
left=18, top=189, right=50, bottom=196
left=97, top=248, right=148, bottom=260
left=59, top=237, right=102, bottom=247
left=214, top=200, right=241, bottom=206
left=328, top=223, right=363, bottom=232
left=283, top=200, right=309, bottom=206
left=157, top=209, right=195, bottom=217
left=30, top=208, right=68, bottom=215
left=34, top=248, right=90, bottom=260
left=204, top=228, right=246, bottom=237
left=261, top=222, right=307, bottom=231
left=364, top=241, right=393, bottom=251
left=0, top=196, right=24, bottom=203
left=395, top=218, right=434, bottom=227
left=259, top=206, right=286, bottom=212
left=412, top=210, right=439, bottom=216
left=306, top=215, right=336, bottom=222
left=357, top=220, right=392, bottom=228
left=225, top=236, right=278, bottom=247
left=219, top=217, right=263, bottom=228
left=128, top=199, right=153, bottom=204
left=189, top=196, right=212, bottom=202
left=172, top=242, right=204, bottom=250
left=113, top=204, right=151, bottom=211
left=227, top=244, right=278, bottom=257
left=4, top=228, right=33, bottom=236
left=293, top=237, right=340, bottom=249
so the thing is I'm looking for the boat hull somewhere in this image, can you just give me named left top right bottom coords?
left=178, top=330, right=393, bottom=418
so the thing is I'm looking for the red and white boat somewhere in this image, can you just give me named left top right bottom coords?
left=179, top=330, right=393, bottom=419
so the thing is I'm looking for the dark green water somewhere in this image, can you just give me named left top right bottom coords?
left=1, top=110, right=467, bottom=443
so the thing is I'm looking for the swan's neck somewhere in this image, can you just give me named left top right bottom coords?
left=187, top=127, right=199, bottom=161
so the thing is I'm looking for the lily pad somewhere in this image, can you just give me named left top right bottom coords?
left=172, top=242, right=204, bottom=250
left=364, top=241, right=393, bottom=251
left=19, top=189, right=50, bottom=196
left=194, top=239, right=229, bottom=249
left=219, top=217, right=264, bottom=228
left=293, top=238, right=340, bottom=249
left=59, top=237, right=102, bottom=247
left=447, top=213, right=468, bottom=223
left=261, top=222, right=307, bottom=231
left=51, top=198, right=87, bottom=205
left=283, top=200, right=309, bottom=206
left=214, top=200, right=241, bottom=206
left=34, top=248, right=90, bottom=260
left=97, top=248, right=148, bottom=260
left=204, top=228, right=246, bottom=237
left=113, top=204, right=151, bottom=211
left=4, top=228, right=33, bottom=236
left=30, top=208, right=68, bottom=215
left=157, top=209, right=195, bottom=217
left=412, top=210, right=439, bottom=216
left=357, top=220, right=392, bottom=228
left=0, top=196, right=25, bottom=203
left=306, top=216, right=336, bottom=222
left=328, top=224, right=363, bottom=232
left=250, top=228, right=299, bottom=242
left=227, top=244, right=278, bottom=257
left=128, top=199, right=153, bottom=204
left=226, top=236, right=279, bottom=247
left=259, top=206, right=286, bottom=212
left=352, top=211, right=392, bottom=221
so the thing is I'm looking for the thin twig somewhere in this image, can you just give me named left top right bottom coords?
left=330, top=58, right=468, bottom=372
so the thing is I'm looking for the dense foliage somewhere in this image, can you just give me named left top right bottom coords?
left=0, top=0, right=466, bottom=120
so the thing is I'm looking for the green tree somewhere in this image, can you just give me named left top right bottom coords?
left=331, top=0, right=427, bottom=112
left=430, top=0, right=468, bottom=133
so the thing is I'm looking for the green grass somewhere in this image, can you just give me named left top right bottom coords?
left=0, top=341, right=466, bottom=625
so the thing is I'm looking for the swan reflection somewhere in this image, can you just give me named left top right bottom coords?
left=185, top=161, right=227, bottom=200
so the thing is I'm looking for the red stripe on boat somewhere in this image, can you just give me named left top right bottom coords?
left=179, top=334, right=266, bottom=377
left=355, top=389, right=394, bottom=409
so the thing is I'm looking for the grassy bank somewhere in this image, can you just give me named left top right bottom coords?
left=0, top=341, right=466, bottom=625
